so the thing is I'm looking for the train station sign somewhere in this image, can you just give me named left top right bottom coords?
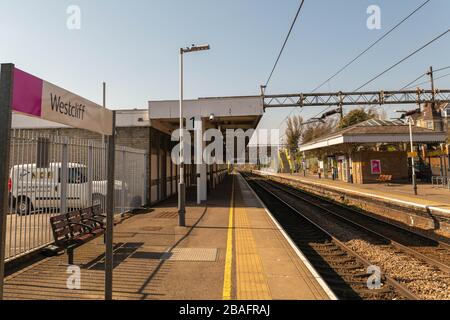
left=1, top=63, right=116, bottom=300
left=11, top=68, right=113, bottom=135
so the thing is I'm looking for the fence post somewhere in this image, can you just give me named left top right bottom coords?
left=0, top=63, right=14, bottom=300
left=60, top=137, right=69, bottom=216
left=87, top=141, right=93, bottom=206
left=145, top=152, right=149, bottom=206
left=121, top=148, right=126, bottom=215
left=105, top=111, right=116, bottom=300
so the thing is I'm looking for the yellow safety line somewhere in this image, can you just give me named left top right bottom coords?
left=235, top=189, right=272, bottom=300
left=222, top=175, right=235, bottom=300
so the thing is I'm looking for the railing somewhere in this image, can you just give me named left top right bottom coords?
left=431, top=176, right=450, bottom=189
left=5, top=129, right=148, bottom=262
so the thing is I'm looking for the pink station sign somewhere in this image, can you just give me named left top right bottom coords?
left=11, top=68, right=113, bottom=136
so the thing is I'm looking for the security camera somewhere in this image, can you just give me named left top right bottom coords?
left=209, top=113, right=215, bottom=121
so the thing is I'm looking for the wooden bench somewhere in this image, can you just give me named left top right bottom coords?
left=47, top=205, right=106, bottom=264
left=376, top=174, right=392, bottom=185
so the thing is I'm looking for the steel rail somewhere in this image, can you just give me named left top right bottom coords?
left=244, top=173, right=418, bottom=300
left=263, top=177, right=450, bottom=274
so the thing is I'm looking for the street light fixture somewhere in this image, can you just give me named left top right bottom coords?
left=396, top=109, right=421, bottom=195
left=178, top=43, right=210, bottom=227
left=182, top=44, right=210, bottom=53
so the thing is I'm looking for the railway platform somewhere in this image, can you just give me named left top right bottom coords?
left=255, top=171, right=450, bottom=237
left=3, top=174, right=334, bottom=300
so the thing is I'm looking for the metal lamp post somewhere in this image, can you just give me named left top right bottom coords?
left=408, top=116, right=418, bottom=195
left=397, top=110, right=421, bottom=195
left=178, top=44, right=210, bottom=227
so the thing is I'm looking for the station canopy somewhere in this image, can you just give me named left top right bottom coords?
left=148, top=96, right=263, bottom=134
left=299, top=119, right=448, bottom=152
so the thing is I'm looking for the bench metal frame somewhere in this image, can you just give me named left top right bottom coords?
left=49, top=205, right=106, bottom=265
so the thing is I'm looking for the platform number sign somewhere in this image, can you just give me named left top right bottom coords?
left=186, top=116, right=201, bottom=131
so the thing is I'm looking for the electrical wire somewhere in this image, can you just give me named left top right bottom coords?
left=404, top=72, right=450, bottom=90
left=264, top=0, right=306, bottom=88
left=277, top=1, right=431, bottom=131
left=311, top=0, right=432, bottom=93
left=355, top=27, right=450, bottom=91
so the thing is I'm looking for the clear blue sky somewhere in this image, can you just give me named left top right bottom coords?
left=1, top=0, right=449, bottom=132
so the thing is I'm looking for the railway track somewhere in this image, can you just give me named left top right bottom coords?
left=241, top=172, right=418, bottom=300
left=262, top=175, right=450, bottom=273
left=243, top=172, right=450, bottom=300
left=260, top=175, right=450, bottom=274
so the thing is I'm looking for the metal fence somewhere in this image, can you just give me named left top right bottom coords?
left=431, top=176, right=450, bottom=189
left=5, top=129, right=148, bottom=262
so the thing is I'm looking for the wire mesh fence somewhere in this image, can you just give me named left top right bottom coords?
left=5, top=129, right=148, bottom=262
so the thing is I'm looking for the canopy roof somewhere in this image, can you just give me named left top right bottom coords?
left=148, top=96, right=263, bottom=134
left=299, top=119, right=447, bottom=152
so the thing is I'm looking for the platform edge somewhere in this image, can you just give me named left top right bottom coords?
left=238, top=173, right=338, bottom=300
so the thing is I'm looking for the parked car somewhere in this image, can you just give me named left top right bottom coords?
left=9, top=162, right=128, bottom=215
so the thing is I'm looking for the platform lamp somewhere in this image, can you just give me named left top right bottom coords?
left=178, top=44, right=210, bottom=227
left=396, top=109, right=421, bottom=195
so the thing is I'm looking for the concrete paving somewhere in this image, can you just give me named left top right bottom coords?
left=3, top=174, right=332, bottom=300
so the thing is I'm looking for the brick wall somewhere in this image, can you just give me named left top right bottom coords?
left=352, top=151, right=408, bottom=183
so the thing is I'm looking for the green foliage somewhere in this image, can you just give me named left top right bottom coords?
left=302, top=119, right=336, bottom=144
left=338, top=108, right=376, bottom=129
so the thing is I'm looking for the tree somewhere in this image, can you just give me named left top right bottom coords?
left=302, top=118, right=336, bottom=144
left=338, top=108, right=377, bottom=129
left=285, top=115, right=304, bottom=153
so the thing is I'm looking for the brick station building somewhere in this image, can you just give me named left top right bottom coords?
left=299, top=119, right=448, bottom=184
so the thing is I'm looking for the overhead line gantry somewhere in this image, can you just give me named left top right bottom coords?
left=262, top=89, right=450, bottom=109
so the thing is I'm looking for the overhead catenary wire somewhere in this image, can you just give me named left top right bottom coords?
left=400, top=73, right=428, bottom=90
left=435, top=65, right=450, bottom=72
left=298, top=57, right=450, bottom=129
left=404, top=72, right=450, bottom=90
left=354, top=27, right=450, bottom=91
left=277, top=0, right=432, bottom=134
left=355, top=66, right=450, bottom=115
left=311, top=0, right=432, bottom=93
left=277, top=2, right=448, bottom=145
left=399, top=65, right=450, bottom=90
left=264, top=0, right=306, bottom=88
left=304, top=28, right=450, bottom=126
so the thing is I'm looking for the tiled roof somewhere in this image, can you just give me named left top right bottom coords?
left=345, top=119, right=438, bottom=135
left=322, top=118, right=439, bottom=139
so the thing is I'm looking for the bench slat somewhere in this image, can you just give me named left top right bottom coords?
left=49, top=205, right=105, bottom=249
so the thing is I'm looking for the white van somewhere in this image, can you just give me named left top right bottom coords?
left=9, top=162, right=125, bottom=215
